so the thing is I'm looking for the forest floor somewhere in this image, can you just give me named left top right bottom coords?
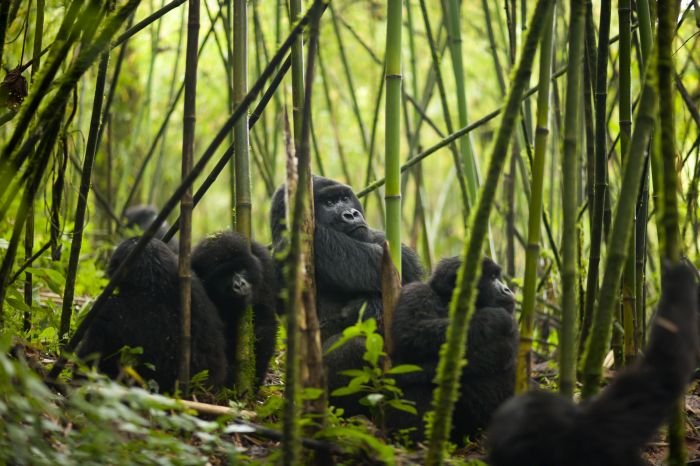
left=12, top=335, right=700, bottom=465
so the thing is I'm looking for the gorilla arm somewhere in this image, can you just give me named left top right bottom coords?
left=391, top=282, right=448, bottom=365
left=575, top=262, right=699, bottom=455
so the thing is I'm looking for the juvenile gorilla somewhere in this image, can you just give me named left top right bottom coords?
left=77, top=238, right=227, bottom=391
left=487, top=261, right=699, bottom=466
left=191, top=231, right=278, bottom=386
left=124, top=205, right=178, bottom=251
left=270, top=175, right=424, bottom=342
left=388, top=256, right=518, bottom=443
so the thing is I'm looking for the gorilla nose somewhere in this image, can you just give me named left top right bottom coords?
left=232, top=277, right=251, bottom=296
left=342, top=208, right=363, bottom=223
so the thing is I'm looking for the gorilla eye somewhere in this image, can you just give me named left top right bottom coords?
left=325, top=199, right=334, bottom=207
left=342, top=195, right=350, bottom=202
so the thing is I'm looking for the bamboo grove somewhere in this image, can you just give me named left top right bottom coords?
left=0, top=0, right=698, bottom=464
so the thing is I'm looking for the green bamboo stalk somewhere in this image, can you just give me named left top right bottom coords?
left=580, top=54, right=658, bottom=398
left=515, top=0, right=556, bottom=395
left=57, top=51, right=110, bottom=341
left=23, top=0, right=46, bottom=331
left=177, top=0, right=199, bottom=395
left=619, top=0, right=637, bottom=362
left=425, top=1, right=552, bottom=462
left=580, top=0, right=611, bottom=355
left=283, top=0, right=305, bottom=462
left=558, top=0, right=586, bottom=399
left=656, top=1, right=684, bottom=463
left=232, top=0, right=255, bottom=395
left=636, top=0, right=653, bottom=65
left=384, top=0, right=402, bottom=273
left=442, top=0, right=479, bottom=209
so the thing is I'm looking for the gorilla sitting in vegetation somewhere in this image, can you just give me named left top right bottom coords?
left=123, top=205, right=178, bottom=252
left=270, top=175, right=424, bottom=342
left=388, top=256, right=518, bottom=443
left=486, top=261, right=699, bottom=466
left=77, top=238, right=227, bottom=391
left=270, top=176, right=424, bottom=416
left=191, top=231, right=278, bottom=386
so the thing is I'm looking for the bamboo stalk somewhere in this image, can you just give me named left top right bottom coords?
left=619, top=0, right=637, bottom=362
left=283, top=0, right=306, bottom=462
left=177, top=0, right=200, bottom=395
left=425, top=1, right=553, bottom=462
left=656, top=1, right=685, bottom=463
left=442, top=0, right=479, bottom=209
left=23, top=0, right=46, bottom=331
left=57, top=51, right=111, bottom=341
left=384, top=0, right=402, bottom=274
left=515, top=1, right=556, bottom=395
left=417, top=0, right=468, bottom=223
left=232, top=0, right=255, bottom=395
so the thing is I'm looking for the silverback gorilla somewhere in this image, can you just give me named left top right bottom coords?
left=487, top=261, right=699, bottom=466
left=270, top=176, right=424, bottom=415
left=270, top=176, right=424, bottom=340
left=77, top=238, right=227, bottom=391
left=388, top=256, right=518, bottom=443
left=191, top=231, right=278, bottom=386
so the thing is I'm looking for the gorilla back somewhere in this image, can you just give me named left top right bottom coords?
left=389, top=257, right=518, bottom=443
left=487, top=261, right=699, bottom=466
left=77, top=238, right=227, bottom=391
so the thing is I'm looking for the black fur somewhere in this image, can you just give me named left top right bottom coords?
left=486, top=261, right=699, bottom=466
left=387, top=257, right=518, bottom=443
left=270, top=176, right=424, bottom=417
left=77, top=238, right=227, bottom=391
left=191, top=231, right=278, bottom=386
left=270, top=175, right=424, bottom=341
left=123, top=205, right=178, bottom=252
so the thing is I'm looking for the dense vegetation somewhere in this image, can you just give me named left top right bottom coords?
left=0, top=0, right=699, bottom=464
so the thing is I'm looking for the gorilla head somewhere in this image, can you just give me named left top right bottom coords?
left=429, top=256, right=515, bottom=313
left=311, top=176, right=372, bottom=241
left=192, top=231, right=265, bottom=313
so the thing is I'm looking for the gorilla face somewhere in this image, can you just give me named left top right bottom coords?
left=313, top=178, right=371, bottom=241
left=429, top=256, right=515, bottom=313
left=231, top=270, right=253, bottom=302
left=476, top=258, right=515, bottom=314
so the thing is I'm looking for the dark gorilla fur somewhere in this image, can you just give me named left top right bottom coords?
left=191, top=231, right=278, bottom=386
left=77, top=238, right=227, bottom=391
left=270, top=175, right=424, bottom=341
left=270, top=176, right=424, bottom=416
left=486, top=261, right=700, bottom=466
left=124, top=205, right=178, bottom=251
left=387, top=256, right=518, bottom=443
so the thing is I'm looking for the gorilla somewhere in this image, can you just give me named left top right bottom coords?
left=270, top=176, right=424, bottom=417
left=270, top=175, right=424, bottom=342
left=387, top=256, right=518, bottom=443
left=77, top=237, right=227, bottom=391
left=123, top=205, right=178, bottom=252
left=191, top=231, right=278, bottom=386
left=486, top=261, right=699, bottom=466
